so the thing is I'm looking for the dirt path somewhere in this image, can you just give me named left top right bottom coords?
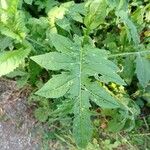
left=0, top=79, right=41, bottom=150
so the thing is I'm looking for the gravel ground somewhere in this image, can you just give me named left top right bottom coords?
left=0, top=79, right=40, bottom=150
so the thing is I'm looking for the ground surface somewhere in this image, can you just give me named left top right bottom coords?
left=0, top=78, right=41, bottom=150
left=0, top=79, right=66, bottom=150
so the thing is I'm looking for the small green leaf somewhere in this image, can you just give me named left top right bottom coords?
left=35, top=73, right=74, bottom=98
left=0, top=49, right=30, bottom=77
left=34, top=107, right=49, bottom=122
left=56, top=17, right=71, bottom=32
left=24, top=0, right=33, bottom=5
left=121, top=56, right=135, bottom=85
left=135, top=55, right=150, bottom=88
left=16, top=74, right=29, bottom=88
left=31, top=52, right=76, bottom=71
left=49, top=33, right=74, bottom=53
left=84, top=0, right=108, bottom=30
left=53, top=100, right=73, bottom=117
left=88, top=82, right=119, bottom=108
left=131, top=7, right=145, bottom=25
left=117, top=10, right=140, bottom=45
left=108, top=116, right=126, bottom=132
left=0, top=37, right=12, bottom=51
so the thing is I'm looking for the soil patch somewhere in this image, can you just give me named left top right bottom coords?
left=0, top=79, right=40, bottom=150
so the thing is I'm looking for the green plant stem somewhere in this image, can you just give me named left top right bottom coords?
left=109, top=50, right=150, bottom=58
left=118, top=133, right=136, bottom=150
left=26, top=37, right=46, bottom=48
left=130, top=133, right=150, bottom=136
left=143, top=117, right=149, bottom=130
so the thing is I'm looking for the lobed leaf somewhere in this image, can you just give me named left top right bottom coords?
left=31, top=33, right=125, bottom=148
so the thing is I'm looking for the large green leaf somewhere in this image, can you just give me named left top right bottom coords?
left=135, top=55, right=150, bottom=88
left=31, top=34, right=125, bottom=148
left=0, top=49, right=30, bottom=77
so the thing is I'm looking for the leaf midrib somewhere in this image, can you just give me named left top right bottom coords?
left=78, top=46, right=84, bottom=146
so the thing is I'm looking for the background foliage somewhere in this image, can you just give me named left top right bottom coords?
left=0, top=0, right=150, bottom=149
